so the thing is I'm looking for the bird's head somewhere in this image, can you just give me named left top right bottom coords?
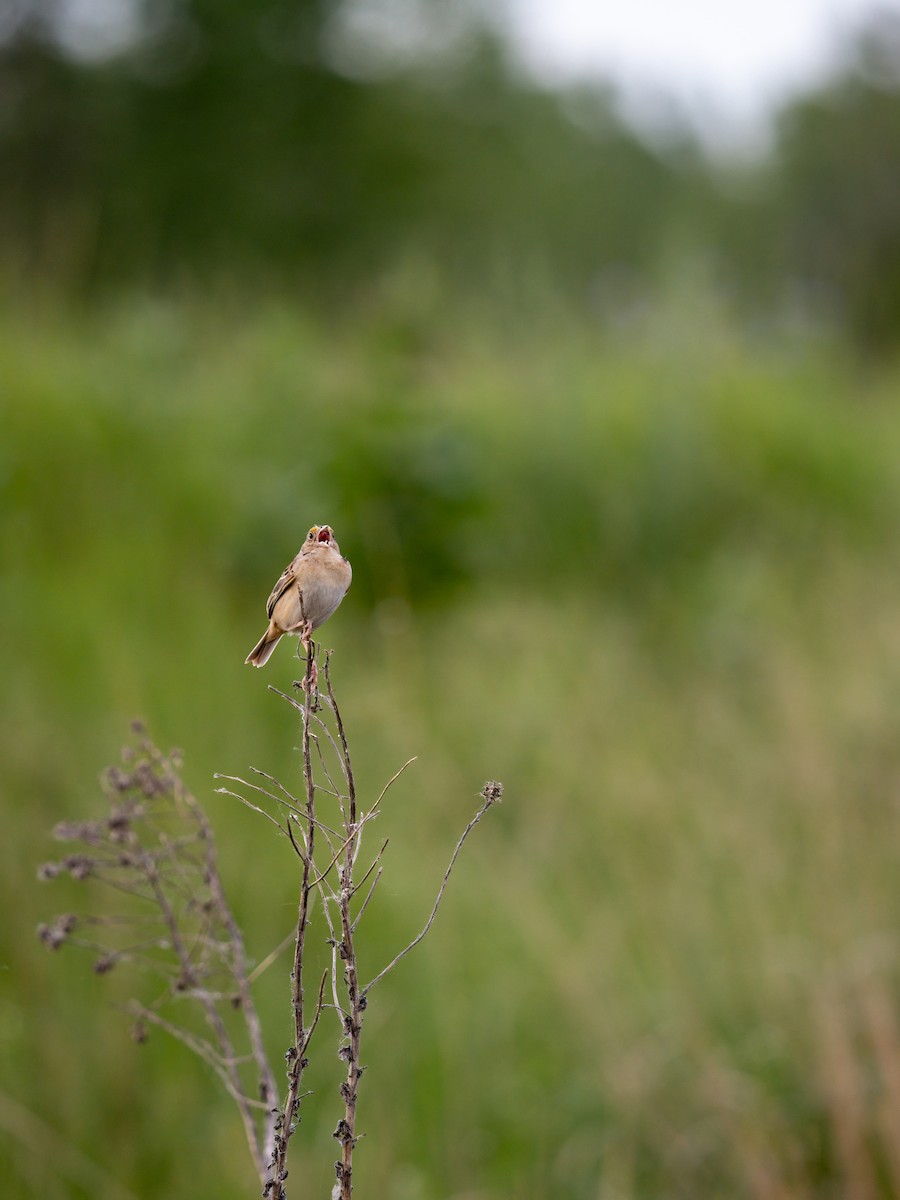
left=304, top=524, right=340, bottom=554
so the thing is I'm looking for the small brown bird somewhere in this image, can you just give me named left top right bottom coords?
left=245, top=525, right=352, bottom=668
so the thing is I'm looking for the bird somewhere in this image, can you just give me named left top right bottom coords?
left=245, top=525, right=352, bottom=668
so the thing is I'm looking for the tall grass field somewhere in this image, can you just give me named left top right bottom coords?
left=3, top=292, right=900, bottom=1199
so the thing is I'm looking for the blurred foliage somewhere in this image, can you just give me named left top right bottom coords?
left=714, top=12, right=900, bottom=354
left=0, top=0, right=682, bottom=303
left=4, top=299, right=900, bottom=1199
left=5, top=5, right=900, bottom=1199
left=5, top=5, right=900, bottom=348
left=772, top=59, right=900, bottom=353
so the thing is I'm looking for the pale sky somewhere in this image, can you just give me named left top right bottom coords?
left=503, top=0, right=900, bottom=140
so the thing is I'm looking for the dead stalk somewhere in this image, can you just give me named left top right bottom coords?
left=265, top=638, right=319, bottom=1199
left=38, top=647, right=501, bottom=1200
left=322, top=655, right=364, bottom=1198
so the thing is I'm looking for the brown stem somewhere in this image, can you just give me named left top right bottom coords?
left=361, top=785, right=502, bottom=999
left=266, top=638, right=319, bottom=1199
left=334, top=815, right=364, bottom=1198
left=323, top=653, right=364, bottom=1199
left=324, top=653, right=356, bottom=826
left=174, top=752, right=279, bottom=1155
left=205, top=846, right=278, bottom=1158
left=143, top=848, right=266, bottom=1179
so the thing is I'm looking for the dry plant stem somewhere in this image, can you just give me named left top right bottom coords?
left=144, top=869, right=260, bottom=1152
left=266, top=638, right=320, bottom=1200
left=40, top=661, right=503, bottom=1200
left=40, top=734, right=280, bottom=1190
left=199, top=811, right=278, bottom=1153
left=324, top=656, right=363, bottom=1199
left=361, top=789, right=500, bottom=999
left=144, top=762, right=275, bottom=1183
left=125, top=1001, right=271, bottom=1111
left=324, top=654, right=356, bottom=827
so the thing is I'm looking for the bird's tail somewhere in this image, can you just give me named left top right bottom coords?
left=245, top=629, right=281, bottom=667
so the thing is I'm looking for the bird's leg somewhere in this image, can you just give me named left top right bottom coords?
left=292, top=588, right=318, bottom=691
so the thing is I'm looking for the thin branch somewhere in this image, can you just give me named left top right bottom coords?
left=266, top=637, right=321, bottom=1200
left=285, top=812, right=307, bottom=862
left=310, top=827, right=364, bottom=889
left=144, top=855, right=266, bottom=1179
left=216, top=772, right=304, bottom=820
left=369, top=758, right=417, bottom=817
left=323, top=654, right=356, bottom=826
left=248, top=767, right=301, bottom=809
left=214, top=785, right=288, bottom=838
left=303, top=970, right=329, bottom=1055
left=309, top=731, right=347, bottom=806
left=351, top=867, right=384, bottom=934
left=361, top=790, right=501, bottom=998
left=204, top=839, right=278, bottom=1157
left=125, top=1003, right=269, bottom=1113
left=39, top=653, right=502, bottom=1200
left=248, top=928, right=297, bottom=985
left=320, top=893, right=346, bottom=1021
left=309, top=713, right=349, bottom=774
left=267, top=685, right=307, bottom=716
left=350, top=838, right=389, bottom=900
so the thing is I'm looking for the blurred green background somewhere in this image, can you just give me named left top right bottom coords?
left=5, top=2, right=900, bottom=1197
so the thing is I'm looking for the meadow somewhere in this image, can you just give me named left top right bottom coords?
left=3, top=288, right=900, bottom=1199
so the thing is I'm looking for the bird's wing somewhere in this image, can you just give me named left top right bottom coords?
left=265, top=555, right=300, bottom=619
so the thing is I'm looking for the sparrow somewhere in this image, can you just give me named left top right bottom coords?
left=245, top=525, right=352, bottom=668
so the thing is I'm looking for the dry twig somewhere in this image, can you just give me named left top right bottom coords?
left=37, top=725, right=277, bottom=1186
left=38, top=648, right=502, bottom=1199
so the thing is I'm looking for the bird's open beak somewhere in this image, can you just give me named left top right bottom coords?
left=317, top=527, right=332, bottom=544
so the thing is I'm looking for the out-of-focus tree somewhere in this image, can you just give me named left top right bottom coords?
left=708, top=11, right=900, bottom=354
left=773, top=14, right=900, bottom=352
left=0, top=0, right=690, bottom=301
left=14, top=1, right=900, bottom=356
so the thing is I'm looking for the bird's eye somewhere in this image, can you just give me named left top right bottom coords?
left=307, top=530, right=315, bottom=541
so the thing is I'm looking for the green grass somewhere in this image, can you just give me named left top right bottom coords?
left=3, top=294, right=900, bottom=1198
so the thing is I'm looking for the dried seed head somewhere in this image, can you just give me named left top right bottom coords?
left=37, top=913, right=77, bottom=949
left=104, top=766, right=131, bottom=792
left=62, top=855, right=94, bottom=881
left=481, top=780, right=503, bottom=805
left=134, top=762, right=163, bottom=797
